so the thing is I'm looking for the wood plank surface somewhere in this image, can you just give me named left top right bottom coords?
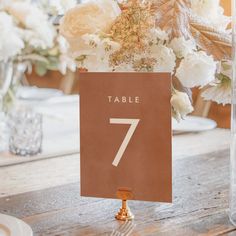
left=0, top=129, right=230, bottom=198
left=0, top=149, right=234, bottom=235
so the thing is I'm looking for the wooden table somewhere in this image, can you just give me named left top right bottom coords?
left=0, top=129, right=235, bottom=235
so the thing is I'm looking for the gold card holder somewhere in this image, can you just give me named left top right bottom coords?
left=116, top=188, right=134, bottom=221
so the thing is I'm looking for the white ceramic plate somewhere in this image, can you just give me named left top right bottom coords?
left=16, top=86, right=63, bottom=101
left=0, top=214, right=33, bottom=236
left=172, top=116, right=217, bottom=134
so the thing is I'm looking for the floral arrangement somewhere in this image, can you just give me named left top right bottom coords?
left=60, top=0, right=232, bottom=120
left=0, top=0, right=77, bottom=75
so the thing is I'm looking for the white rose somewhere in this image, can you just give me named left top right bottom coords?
left=0, top=12, right=24, bottom=61
left=169, top=37, right=196, bottom=58
left=151, top=45, right=176, bottom=73
left=171, top=91, right=194, bottom=120
left=60, top=0, right=121, bottom=52
left=191, top=0, right=230, bottom=31
left=176, top=51, right=217, bottom=88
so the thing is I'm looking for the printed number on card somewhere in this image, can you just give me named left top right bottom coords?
left=110, top=118, right=140, bottom=167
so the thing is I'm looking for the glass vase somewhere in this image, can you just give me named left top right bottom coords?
left=230, top=0, right=236, bottom=225
left=0, top=62, right=13, bottom=152
left=0, top=61, right=26, bottom=152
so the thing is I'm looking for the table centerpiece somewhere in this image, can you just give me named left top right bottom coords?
left=60, top=0, right=232, bottom=120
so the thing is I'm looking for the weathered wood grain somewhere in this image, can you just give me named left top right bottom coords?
left=0, top=149, right=234, bottom=235
left=0, top=129, right=230, bottom=198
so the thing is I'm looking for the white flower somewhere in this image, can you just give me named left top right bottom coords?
left=70, top=34, right=120, bottom=65
left=56, top=36, right=76, bottom=74
left=60, top=0, right=121, bottom=39
left=169, top=37, right=196, bottom=58
left=171, top=90, right=194, bottom=120
left=218, top=60, right=232, bottom=79
left=57, top=35, right=70, bottom=54
left=202, top=84, right=231, bottom=105
left=81, top=55, right=111, bottom=72
left=82, top=34, right=102, bottom=51
left=60, top=0, right=121, bottom=53
left=114, top=63, right=134, bottom=72
left=151, top=45, right=176, bottom=73
left=101, top=38, right=121, bottom=55
left=0, top=12, right=24, bottom=61
left=191, top=0, right=230, bottom=31
left=149, top=28, right=169, bottom=43
left=58, top=55, right=76, bottom=74
left=202, top=69, right=231, bottom=105
left=176, top=51, right=217, bottom=88
left=7, top=2, right=56, bottom=49
left=40, top=0, right=77, bottom=15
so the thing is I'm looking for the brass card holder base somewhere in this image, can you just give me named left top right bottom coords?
left=116, top=188, right=134, bottom=221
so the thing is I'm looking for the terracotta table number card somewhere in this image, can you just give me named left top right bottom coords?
left=80, top=72, right=172, bottom=203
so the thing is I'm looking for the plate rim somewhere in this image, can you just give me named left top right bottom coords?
left=172, top=115, right=217, bottom=132
left=0, top=214, right=33, bottom=236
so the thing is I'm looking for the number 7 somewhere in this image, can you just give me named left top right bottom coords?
left=110, top=118, right=140, bottom=167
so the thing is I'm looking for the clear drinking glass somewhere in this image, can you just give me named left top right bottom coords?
left=9, top=107, right=43, bottom=156
left=230, top=0, right=236, bottom=225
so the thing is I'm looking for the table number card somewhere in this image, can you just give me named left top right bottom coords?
left=80, top=72, right=172, bottom=202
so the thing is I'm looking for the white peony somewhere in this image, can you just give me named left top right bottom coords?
left=7, top=2, right=56, bottom=49
left=169, top=37, right=196, bottom=58
left=60, top=0, right=121, bottom=52
left=0, top=12, right=24, bottom=61
left=191, top=0, right=230, bottom=31
left=151, top=45, right=176, bottom=73
left=176, top=51, right=217, bottom=88
left=171, top=90, right=194, bottom=120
